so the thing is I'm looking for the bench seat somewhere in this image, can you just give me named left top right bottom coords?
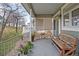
left=52, top=33, right=77, bottom=56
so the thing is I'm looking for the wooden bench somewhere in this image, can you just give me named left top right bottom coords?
left=45, top=31, right=52, bottom=38
left=52, top=33, right=77, bottom=56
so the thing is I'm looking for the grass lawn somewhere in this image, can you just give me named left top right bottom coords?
left=0, top=26, right=22, bottom=56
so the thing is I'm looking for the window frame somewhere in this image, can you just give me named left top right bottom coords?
left=71, top=7, right=79, bottom=26
left=63, top=12, right=70, bottom=26
left=63, top=5, right=79, bottom=27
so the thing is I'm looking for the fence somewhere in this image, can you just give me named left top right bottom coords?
left=0, top=27, right=22, bottom=56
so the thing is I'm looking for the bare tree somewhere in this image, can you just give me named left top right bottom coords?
left=0, top=3, right=26, bottom=40
left=13, top=12, right=23, bottom=32
left=12, top=8, right=26, bottom=32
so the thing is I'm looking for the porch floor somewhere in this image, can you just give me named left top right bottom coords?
left=28, top=39, right=59, bottom=56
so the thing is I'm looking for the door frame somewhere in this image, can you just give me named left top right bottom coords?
left=53, top=11, right=61, bottom=37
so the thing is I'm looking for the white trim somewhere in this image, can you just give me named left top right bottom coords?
left=53, top=10, right=60, bottom=18
left=61, top=7, right=64, bottom=29
left=30, top=9, right=32, bottom=41
left=53, top=9, right=61, bottom=36
left=36, top=18, right=52, bottom=19
left=63, top=13, right=70, bottom=26
left=62, top=26, right=79, bottom=32
left=52, top=18, right=54, bottom=35
left=70, top=5, right=79, bottom=12
left=63, top=11, right=69, bottom=15
left=69, top=11, right=72, bottom=26
left=59, top=19, right=61, bottom=34
left=61, top=3, right=69, bottom=10
left=63, top=5, right=79, bottom=15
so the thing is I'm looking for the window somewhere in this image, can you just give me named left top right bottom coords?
left=63, top=13, right=70, bottom=26
left=72, top=8, right=79, bottom=26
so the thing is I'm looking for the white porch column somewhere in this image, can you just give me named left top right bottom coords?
left=69, top=11, right=72, bottom=26
left=52, top=18, right=54, bottom=35
left=34, top=18, right=36, bottom=31
left=30, top=9, right=32, bottom=41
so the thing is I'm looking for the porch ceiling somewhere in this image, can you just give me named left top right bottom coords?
left=22, top=3, right=64, bottom=16
left=32, top=3, right=63, bottom=15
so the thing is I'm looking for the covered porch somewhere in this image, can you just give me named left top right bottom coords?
left=0, top=3, right=79, bottom=56
left=22, top=3, right=79, bottom=56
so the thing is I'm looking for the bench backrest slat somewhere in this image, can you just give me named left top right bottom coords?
left=59, top=33, right=77, bottom=48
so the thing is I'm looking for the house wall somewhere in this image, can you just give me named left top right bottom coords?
left=61, top=30, right=79, bottom=39
left=36, top=18, right=43, bottom=31
left=61, top=4, right=79, bottom=39
left=60, top=4, right=79, bottom=55
left=36, top=16, right=52, bottom=31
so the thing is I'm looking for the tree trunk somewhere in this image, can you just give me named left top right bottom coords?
left=0, top=31, right=3, bottom=40
left=0, top=13, right=10, bottom=40
left=0, top=16, right=10, bottom=40
left=16, top=19, right=18, bottom=33
left=0, top=24, right=6, bottom=40
left=9, top=22, right=10, bottom=27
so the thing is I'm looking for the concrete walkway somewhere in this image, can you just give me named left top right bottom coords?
left=28, top=39, right=59, bottom=56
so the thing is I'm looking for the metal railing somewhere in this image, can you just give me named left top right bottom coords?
left=0, top=33, right=22, bottom=56
left=0, top=26, right=22, bottom=56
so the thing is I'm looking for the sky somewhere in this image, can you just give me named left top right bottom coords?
left=0, top=3, right=30, bottom=25
left=20, top=3, right=30, bottom=25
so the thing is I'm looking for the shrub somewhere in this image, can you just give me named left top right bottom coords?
left=19, top=41, right=33, bottom=55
